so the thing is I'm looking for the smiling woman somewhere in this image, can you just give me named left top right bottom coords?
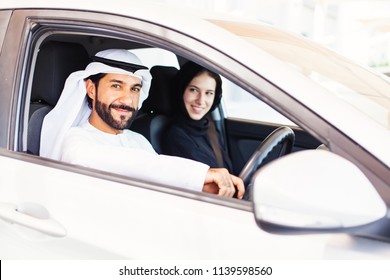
left=160, top=60, right=233, bottom=173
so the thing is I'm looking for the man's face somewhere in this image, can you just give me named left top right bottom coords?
left=87, top=73, right=142, bottom=133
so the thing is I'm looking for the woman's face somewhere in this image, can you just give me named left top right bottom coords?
left=183, top=72, right=216, bottom=120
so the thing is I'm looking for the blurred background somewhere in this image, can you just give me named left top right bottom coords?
left=148, top=0, right=390, bottom=75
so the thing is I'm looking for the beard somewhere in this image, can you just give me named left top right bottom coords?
left=95, top=91, right=138, bottom=130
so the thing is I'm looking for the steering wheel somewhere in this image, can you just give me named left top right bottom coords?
left=239, top=126, right=295, bottom=200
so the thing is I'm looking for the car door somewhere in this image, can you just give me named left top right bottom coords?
left=0, top=7, right=280, bottom=260
left=0, top=6, right=389, bottom=260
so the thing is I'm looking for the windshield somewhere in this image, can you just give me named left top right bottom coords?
left=210, top=19, right=390, bottom=130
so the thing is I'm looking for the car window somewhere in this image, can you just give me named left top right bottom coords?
left=221, top=77, right=296, bottom=126
left=20, top=16, right=320, bottom=204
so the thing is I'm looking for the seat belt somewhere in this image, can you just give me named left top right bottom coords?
left=207, top=118, right=225, bottom=168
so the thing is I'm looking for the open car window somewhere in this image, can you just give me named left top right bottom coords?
left=221, top=77, right=296, bottom=126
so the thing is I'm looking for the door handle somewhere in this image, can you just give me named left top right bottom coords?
left=0, top=202, right=67, bottom=237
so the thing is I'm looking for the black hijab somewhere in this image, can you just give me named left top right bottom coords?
left=173, top=61, right=222, bottom=134
left=164, top=61, right=232, bottom=172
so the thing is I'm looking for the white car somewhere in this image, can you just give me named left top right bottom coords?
left=0, top=0, right=390, bottom=259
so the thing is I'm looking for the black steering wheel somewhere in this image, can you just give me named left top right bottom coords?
left=239, top=126, right=295, bottom=200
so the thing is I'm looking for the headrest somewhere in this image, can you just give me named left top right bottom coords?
left=31, top=41, right=90, bottom=106
left=140, top=65, right=178, bottom=116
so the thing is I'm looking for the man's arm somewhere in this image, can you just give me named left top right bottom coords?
left=61, top=128, right=209, bottom=192
left=61, top=127, right=244, bottom=198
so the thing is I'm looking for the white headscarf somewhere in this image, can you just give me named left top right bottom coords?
left=40, top=49, right=152, bottom=160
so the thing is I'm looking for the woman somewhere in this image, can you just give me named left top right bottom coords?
left=161, top=61, right=233, bottom=172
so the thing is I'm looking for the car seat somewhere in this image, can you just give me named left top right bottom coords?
left=27, top=41, right=90, bottom=155
left=130, top=65, right=179, bottom=154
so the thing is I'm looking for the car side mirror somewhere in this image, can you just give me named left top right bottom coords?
left=252, top=150, right=387, bottom=234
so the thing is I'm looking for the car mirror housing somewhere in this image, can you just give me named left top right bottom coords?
left=252, top=150, right=387, bottom=234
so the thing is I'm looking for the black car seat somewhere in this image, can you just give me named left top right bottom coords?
left=27, top=41, right=90, bottom=155
left=131, top=65, right=179, bottom=153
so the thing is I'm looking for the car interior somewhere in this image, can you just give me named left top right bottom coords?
left=26, top=34, right=322, bottom=178
left=28, top=41, right=90, bottom=155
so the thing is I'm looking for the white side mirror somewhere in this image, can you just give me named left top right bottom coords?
left=252, top=150, right=387, bottom=233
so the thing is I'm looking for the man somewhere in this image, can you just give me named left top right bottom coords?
left=40, top=49, right=244, bottom=198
